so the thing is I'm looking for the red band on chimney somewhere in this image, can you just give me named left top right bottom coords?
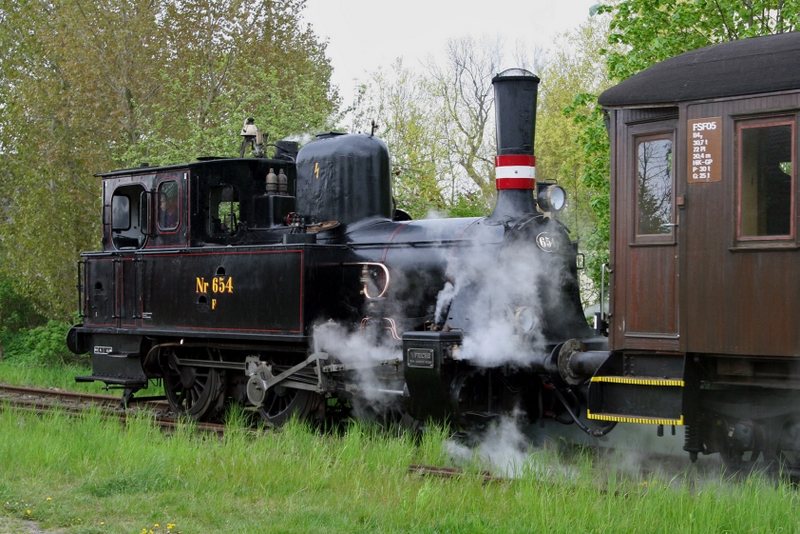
left=496, top=177, right=536, bottom=190
left=495, top=155, right=536, bottom=167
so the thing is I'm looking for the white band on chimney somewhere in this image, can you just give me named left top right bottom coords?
left=495, top=165, right=536, bottom=179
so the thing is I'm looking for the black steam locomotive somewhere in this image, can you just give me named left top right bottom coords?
left=67, top=69, right=611, bottom=432
left=67, top=32, right=800, bottom=473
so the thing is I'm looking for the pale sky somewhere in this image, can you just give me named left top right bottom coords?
left=302, top=0, right=600, bottom=100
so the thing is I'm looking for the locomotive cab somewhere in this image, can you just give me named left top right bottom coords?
left=100, top=153, right=301, bottom=254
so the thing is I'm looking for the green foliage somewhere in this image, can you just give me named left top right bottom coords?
left=0, top=0, right=336, bottom=318
left=0, top=277, right=46, bottom=332
left=565, top=92, right=611, bottom=291
left=598, top=0, right=800, bottom=81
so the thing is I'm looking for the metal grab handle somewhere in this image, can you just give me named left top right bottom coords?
left=600, top=263, right=611, bottom=319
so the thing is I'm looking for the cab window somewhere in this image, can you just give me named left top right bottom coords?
left=111, top=184, right=146, bottom=249
left=737, top=117, right=795, bottom=240
left=208, top=185, right=240, bottom=236
left=158, top=180, right=180, bottom=231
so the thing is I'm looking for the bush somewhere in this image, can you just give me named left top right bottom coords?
left=0, top=276, right=46, bottom=331
left=0, top=320, right=83, bottom=366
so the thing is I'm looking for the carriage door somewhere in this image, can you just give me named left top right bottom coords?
left=617, top=120, right=680, bottom=351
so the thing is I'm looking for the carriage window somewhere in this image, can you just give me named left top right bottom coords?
left=636, top=135, right=674, bottom=236
left=158, top=181, right=180, bottom=231
left=738, top=118, right=795, bottom=240
left=208, top=185, right=240, bottom=236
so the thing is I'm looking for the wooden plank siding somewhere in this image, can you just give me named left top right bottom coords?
left=610, top=91, right=800, bottom=358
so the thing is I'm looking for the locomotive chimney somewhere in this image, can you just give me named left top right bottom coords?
left=489, top=68, right=540, bottom=221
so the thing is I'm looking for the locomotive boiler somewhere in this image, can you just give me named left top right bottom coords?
left=66, top=68, right=612, bottom=432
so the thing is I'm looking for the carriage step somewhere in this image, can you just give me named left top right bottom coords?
left=587, top=374, right=684, bottom=425
left=586, top=411, right=684, bottom=426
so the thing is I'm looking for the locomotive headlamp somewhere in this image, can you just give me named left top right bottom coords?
left=241, top=117, right=259, bottom=137
left=537, top=184, right=566, bottom=212
left=514, top=306, right=537, bottom=334
left=239, top=117, right=264, bottom=157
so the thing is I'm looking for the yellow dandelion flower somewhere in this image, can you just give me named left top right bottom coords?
left=154, top=524, right=160, bottom=528
left=26, top=510, right=31, bottom=515
left=46, top=497, right=52, bottom=501
left=100, top=521, right=105, bottom=526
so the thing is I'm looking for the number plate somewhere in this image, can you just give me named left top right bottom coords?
left=407, top=348, right=434, bottom=369
left=535, top=232, right=559, bottom=253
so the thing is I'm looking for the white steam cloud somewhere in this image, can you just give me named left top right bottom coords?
left=313, top=321, right=402, bottom=411
left=445, top=412, right=578, bottom=480
left=436, top=229, right=570, bottom=366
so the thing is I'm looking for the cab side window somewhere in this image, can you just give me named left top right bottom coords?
left=737, top=117, right=795, bottom=240
left=158, top=181, right=180, bottom=232
left=208, top=185, right=240, bottom=236
left=111, top=184, right=146, bottom=249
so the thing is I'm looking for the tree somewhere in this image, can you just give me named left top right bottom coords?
left=125, top=0, right=337, bottom=165
left=347, top=60, right=448, bottom=219
left=427, top=37, right=504, bottom=211
left=347, top=36, right=544, bottom=218
left=599, top=0, right=800, bottom=80
left=0, top=0, right=336, bottom=318
left=536, top=15, right=613, bottom=304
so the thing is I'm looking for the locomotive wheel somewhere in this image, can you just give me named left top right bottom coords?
left=258, top=386, right=322, bottom=427
left=163, top=349, right=224, bottom=422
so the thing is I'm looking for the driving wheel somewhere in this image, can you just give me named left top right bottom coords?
left=163, top=348, right=224, bottom=421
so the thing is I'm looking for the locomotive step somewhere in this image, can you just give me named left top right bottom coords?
left=75, top=375, right=147, bottom=387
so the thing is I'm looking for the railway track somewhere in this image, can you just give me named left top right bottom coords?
left=0, top=384, right=227, bottom=435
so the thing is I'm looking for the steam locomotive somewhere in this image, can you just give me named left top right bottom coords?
left=66, top=68, right=611, bottom=432
left=67, top=32, right=800, bottom=473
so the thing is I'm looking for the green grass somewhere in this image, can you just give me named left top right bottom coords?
left=1, top=365, right=799, bottom=532
left=0, top=360, right=97, bottom=392
left=1, top=407, right=799, bottom=533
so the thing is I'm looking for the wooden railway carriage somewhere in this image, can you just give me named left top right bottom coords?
left=591, top=32, right=800, bottom=470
